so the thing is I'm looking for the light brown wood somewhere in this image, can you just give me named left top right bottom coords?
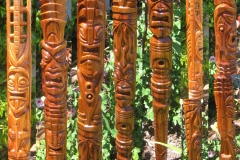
left=214, top=0, right=237, bottom=159
left=77, top=0, right=105, bottom=159
left=40, top=0, right=68, bottom=159
left=112, top=0, right=137, bottom=159
left=184, top=0, right=203, bottom=159
left=7, top=0, right=31, bottom=159
left=148, top=0, right=173, bottom=159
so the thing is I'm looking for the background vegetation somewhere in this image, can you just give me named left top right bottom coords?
left=0, top=0, right=239, bottom=159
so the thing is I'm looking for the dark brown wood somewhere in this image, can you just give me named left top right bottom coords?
left=112, top=0, right=137, bottom=159
left=214, top=0, right=237, bottom=159
left=40, top=0, right=68, bottom=159
left=184, top=0, right=203, bottom=159
left=7, top=0, right=31, bottom=159
left=148, top=0, right=173, bottom=159
left=77, top=0, right=105, bottom=159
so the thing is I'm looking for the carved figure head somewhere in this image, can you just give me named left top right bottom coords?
left=77, top=0, right=105, bottom=107
left=8, top=67, right=29, bottom=116
left=148, top=0, right=173, bottom=38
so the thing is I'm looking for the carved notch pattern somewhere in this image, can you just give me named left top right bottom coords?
left=40, top=0, right=68, bottom=159
left=214, top=0, right=237, bottom=159
left=148, top=0, right=173, bottom=159
left=112, top=0, right=137, bottom=158
left=7, top=0, right=31, bottom=159
left=77, top=0, right=105, bottom=159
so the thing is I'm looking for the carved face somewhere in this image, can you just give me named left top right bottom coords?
left=114, top=63, right=135, bottom=108
left=214, top=4, right=237, bottom=63
left=77, top=0, right=104, bottom=107
left=8, top=67, right=29, bottom=116
left=41, top=45, right=68, bottom=101
left=148, top=0, right=173, bottom=37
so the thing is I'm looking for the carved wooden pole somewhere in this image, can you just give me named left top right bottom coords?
left=40, top=0, right=68, bottom=159
left=184, top=0, right=203, bottom=159
left=112, top=0, right=137, bottom=159
left=7, top=0, right=31, bottom=159
left=77, top=0, right=105, bottom=159
left=147, top=0, right=173, bottom=159
left=214, top=0, right=237, bottom=159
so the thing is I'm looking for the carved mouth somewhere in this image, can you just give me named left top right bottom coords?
left=45, top=70, right=63, bottom=88
left=151, top=10, right=171, bottom=28
left=116, top=86, right=132, bottom=99
left=82, top=47, right=99, bottom=55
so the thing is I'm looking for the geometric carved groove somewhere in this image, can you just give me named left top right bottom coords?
left=148, top=0, right=173, bottom=159
left=184, top=0, right=203, bottom=159
left=7, top=0, right=31, bottom=159
left=40, top=0, right=68, bottom=159
left=214, top=0, right=237, bottom=159
left=77, top=0, right=105, bottom=159
left=112, top=0, right=137, bottom=158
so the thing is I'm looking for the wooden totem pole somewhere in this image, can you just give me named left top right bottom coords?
left=214, top=0, right=237, bottom=159
left=112, top=0, right=137, bottom=159
left=148, top=0, right=173, bottom=159
left=77, top=0, right=105, bottom=159
left=184, top=0, right=203, bottom=159
left=40, top=0, right=68, bottom=159
left=7, top=0, right=31, bottom=159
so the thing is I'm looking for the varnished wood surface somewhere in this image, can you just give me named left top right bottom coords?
left=77, top=0, right=105, bottom=159
left=40, top=0, right=68, bottom=159
left=112, top=0, right=137, bottom=159
left=148, top=0, right=173, bottom=159
left=184, top=0, right=203, bottom=159
left=7, top=0, right=31, bottom=159
left=214, top=0, right=237, bottom=159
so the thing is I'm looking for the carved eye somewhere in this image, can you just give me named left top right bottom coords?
left=55, top=51, right=66, bottom=63
left=19, top=77, right=29, bottom=86
left=114, top=67, right=122, bottom=80
left=42, top=51, right=52, bottom=63
left=94, top=25, right=103, bottom=41
left=8, top=76, right=15, bottom=86
left=79, top=24, right=86, bottom=41
left=124, top=69, right=134, bottom=81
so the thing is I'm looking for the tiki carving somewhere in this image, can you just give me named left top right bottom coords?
left=214, top=0, right=237, bottom=159
left=77, top=0, right=105, bottom=159
left=112, top=0, right=137, bottom=158
left=148, top=0, right=173, bottom=159
left=184, top=0, right=203, bottom=159
left=6, top=0, right=31, bottom=159
left=40, top=0, right=68, bottom=159
left=184, top=100, right=202, bottom=160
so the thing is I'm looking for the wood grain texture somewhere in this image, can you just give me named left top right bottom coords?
left=77, top=0, right=105, bottom=159
left=112, top=0, right=137, bottom=159
left=184, top=100, right=202, bottom=160
left=148, top=0, right=173, bottom=159
left=40, top=0, right=68, bottom=159
left=184, top=0, right=203, bottom=159
left=7, top=0, right=31, bottom=159
left=214, top=1, right=237, bottom=159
